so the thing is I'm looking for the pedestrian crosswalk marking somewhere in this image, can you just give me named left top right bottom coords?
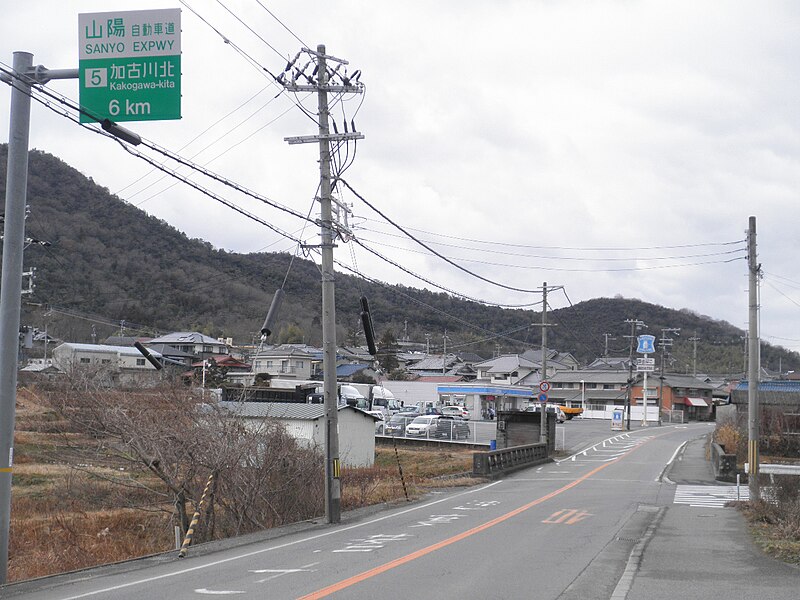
left=673, top=485, right=748, bottom=508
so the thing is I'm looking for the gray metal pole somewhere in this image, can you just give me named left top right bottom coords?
left=540, top=283, right=548, bottom=443
left=747, top=216, right=760, bottom=500
left=0, top=51, right=33, bottom=584
left=316, top=44, right=341, bottom=524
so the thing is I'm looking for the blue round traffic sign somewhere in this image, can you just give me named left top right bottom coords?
left=538, top=392, right=548, bottom=402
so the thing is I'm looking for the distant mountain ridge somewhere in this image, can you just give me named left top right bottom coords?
left=2, top=145, right=797, bottom=374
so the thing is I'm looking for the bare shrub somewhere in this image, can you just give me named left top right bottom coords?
left=41, top=375, right=325, bottom=545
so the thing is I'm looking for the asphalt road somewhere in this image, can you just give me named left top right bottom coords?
left=9, top=421, right=755, bottom=600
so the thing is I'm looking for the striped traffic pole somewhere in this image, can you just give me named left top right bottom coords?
left=178, top=472, right=214, bottom=558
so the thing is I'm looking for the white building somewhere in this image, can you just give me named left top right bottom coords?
left=51, top=342, right=163, bottom=385
left=216, top=402, right=377, bottom=467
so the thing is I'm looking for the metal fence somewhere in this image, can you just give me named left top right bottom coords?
left=378, top=416, right=497, bottom=445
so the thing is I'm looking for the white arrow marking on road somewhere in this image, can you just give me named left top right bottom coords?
left=194, top=589, right=246, bottom=595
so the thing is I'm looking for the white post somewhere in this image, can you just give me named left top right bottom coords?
left=580, top=379, right=585, bottom=417
left=642, top=359, right=649, bottom=426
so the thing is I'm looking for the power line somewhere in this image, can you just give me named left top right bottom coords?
left=359, top=216, right=745, bottom=251
left=340, top=179, right=545, bottom=294
left=354, top=235, right=746, bottom=273
left=355, top=227, right=746, bottom=262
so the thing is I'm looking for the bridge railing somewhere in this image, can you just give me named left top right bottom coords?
left=472, top=442, right=549, bottom=478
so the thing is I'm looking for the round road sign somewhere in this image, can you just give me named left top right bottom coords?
left=539, top=381, right=551, bottom=393
left=538, top=392, right=549, bottom=402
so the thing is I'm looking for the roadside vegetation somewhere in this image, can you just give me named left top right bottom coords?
left=9, top=382, right=475, bottom=582
left=713, top=410, right=800, bottom=564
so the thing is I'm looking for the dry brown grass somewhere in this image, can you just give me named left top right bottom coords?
left=9, top=389, right=481, bottom=582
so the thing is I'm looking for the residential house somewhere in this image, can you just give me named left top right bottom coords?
left=251, top=345, right=317, bottom=380
left=520, top=349, right=580, bottom=372
left=337, top=363, right=379, bottom=382
left=474, top=354, right=540, bottom=386
left=406, top=354, right=465, bottom=379
left=216, top=402, right=377, bottom=467
left=145, top=332, right=230, bottom=360
left=631, top=373, right=714, bottom=421
left=730, top=380, right=800, bottom=414
left=586, top=357, right=632, bottom=371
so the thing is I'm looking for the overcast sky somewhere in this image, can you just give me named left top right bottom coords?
left=1, top=1, right=798, bottom=356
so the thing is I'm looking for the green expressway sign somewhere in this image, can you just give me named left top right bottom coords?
left=79, top=8, right=181, bottom=123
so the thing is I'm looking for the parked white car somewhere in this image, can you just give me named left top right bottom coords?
left=441, top=405, right=470, bottom=420
left=405, top=415, right=439, bottom=437
left=366, top=409, right=386, bottom=433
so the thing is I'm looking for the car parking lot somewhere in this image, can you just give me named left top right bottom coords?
left=380, top=414, right=496, bottom=444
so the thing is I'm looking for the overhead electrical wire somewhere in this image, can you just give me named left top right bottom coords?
left=339, top=179, right=545, bottom=295
left=334, top=260, right=541, bottom=347
left=2, top=67, right=546, bottom=315
left=354, top=235, right=746, bottom=273
left=358, top=217, right=746, bottom=252
left=354, top=227, right=747, bottom=262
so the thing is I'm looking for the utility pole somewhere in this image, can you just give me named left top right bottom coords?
left=747, top=216, right=760, bottom=500
left=425, top=333, right=431, bottom=355
left=535, top=283, right=562, bottom=442
left=442, top=330, right=449, bottom=375
left=657, top=328, right=679, bottom=422
left=282, top=44, right=364, bottom=524
left=623, top=318, right=647, bottom=431
left=603, top=333, right=616, bottom=358
left=688, top=333, right=700, bottom=377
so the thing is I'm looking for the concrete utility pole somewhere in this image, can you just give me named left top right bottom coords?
left=688, top=333, right=700, bottom=377
left=603, top=333, right=615, bottom=358
left=540, top=283, right=549, bottom=443
left=283, top=44, right=363, bottom=524
left=0, top=51, right=33, bottom=584
left=747, top=216, right=760, bottom=500
left=442, top=330, right=450, bottom=374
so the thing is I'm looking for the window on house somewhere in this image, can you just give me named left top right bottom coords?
left=603, top=384, right=615, bottom=390
left=79, top=357, right=90, bottom=364
left=136, top=358, right=146, bottom=366
left=101, top=359, right=111, bottom=364
left=553, top=382, right=563, bottom=389
left=203, top=345, right=212, bottom=353
left=266, top=361, right=273, bottom=368
left=295, top=360, right=303, bottom=369
left=586, top=383, right=598, bottom=389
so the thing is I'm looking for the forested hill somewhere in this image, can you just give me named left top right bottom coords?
left=2, top=145, right=797, bottom=374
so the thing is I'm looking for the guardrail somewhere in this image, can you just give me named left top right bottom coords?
left=472, top=442, right=549, bottom=478
left=745, top=463, right=800, bottom=476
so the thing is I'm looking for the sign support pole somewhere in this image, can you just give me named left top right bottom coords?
left=0, top=51, right=34, bottom=584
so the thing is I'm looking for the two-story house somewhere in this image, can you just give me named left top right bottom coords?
left=251, top=345, right=317, bottom=380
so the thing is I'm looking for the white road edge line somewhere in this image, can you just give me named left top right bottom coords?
left=656, top=440, right=688, bottom=483
left=54, top=480, right=504, bottom=600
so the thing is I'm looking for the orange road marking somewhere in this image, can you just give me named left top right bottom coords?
left=542, top=509, right=592, bottom=524
left=297, top=430, right=668, bottom=599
